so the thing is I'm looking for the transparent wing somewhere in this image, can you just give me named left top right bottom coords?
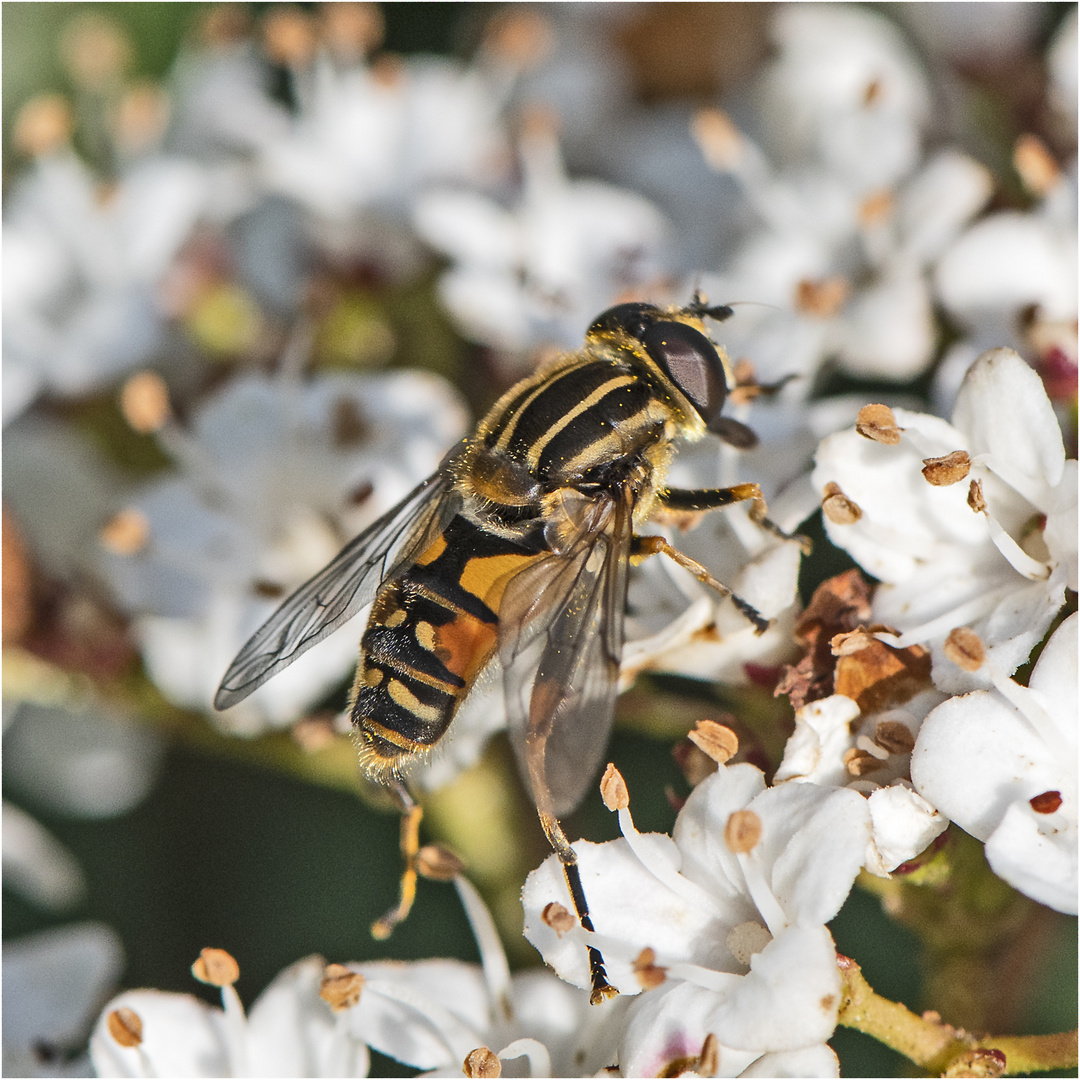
left=498, top=488, right=633, bottom=817
left=214, top=468, right=461, bottom=710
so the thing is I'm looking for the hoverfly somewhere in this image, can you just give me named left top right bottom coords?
left=216, top=295, right=790, bottom=1004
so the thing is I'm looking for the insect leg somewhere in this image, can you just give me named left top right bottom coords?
left=660, top=483, right=812, bottom=553
left=526, top=728, right=617, bottom=1005
left=371, top=781, right=424, bottom=940
left=633, top=533, right=771, bottom=634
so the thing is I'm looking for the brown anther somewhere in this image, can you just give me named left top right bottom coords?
left=191, top=947, right=240, bottom=987
left=100, top=508, right=150, bottom=556
left=843, top=747, right=886, bottom=777
left=863, top=78, right=883, bottom=106
left=319, top=963, right=364, bottom=1011
left=542, top=902, right=576, bottom=936
left=322, top=3, right=384, bottom=60
left=724, top=809, right=762, bottom=854
left=1013, top=133, right=1061, bottom=197
left=371, top=53, right=405, bottom=88
left=60, top=14, right=131, bottom=91
left=106, top=1007, right=143, bottom=1048
left=482, top=8, right=553, bottom=69
left=1030, top=790, right=1063, bottom=814
left=262, top=6, right=317, bottom=67
left=120, top=371, right=171, bottom=433
left=463, top=1047, right=502, bottom=1079
left=3, top=509, right=33, bottom=645
left=600, top=762, right=630, bottom=811
left=632, top=947, right=667, bottom=990
left=697, top=1033, right=720, bottom=1077
left=291, top=714, right=338, bottom=752
left=692, top=107, right=744, bottom=171
left=921, top=450, right=971, bottom=486
left=13, top=95, right=74, bottom=157
left=859, top=189, right=894, bottom=228
left=200, top=4, right=252, bottom=47
left=331, top=398, right=369, bottom=449
left=855, top=404, right=902, bottom=445
left=113, top=83, right=171, bottom=153
left=943, top=627, right=985, bottom=672
left=416, top=844, right=465, bottom=881
left=822, top=482, right=862, bottom=525
left=687, top=719, right=738, bottom=764
left=941, top=1048, right=1007, bottom=1078
left=795, top=276, right=849, bottom=319
left=967, top=479, right=987, bottom=513
left=830, top=628, right=875, bottom=656
left=874, top=720, right=916, bottom=755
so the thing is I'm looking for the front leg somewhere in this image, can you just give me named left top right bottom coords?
left=659, top=484, right=811, bottom=553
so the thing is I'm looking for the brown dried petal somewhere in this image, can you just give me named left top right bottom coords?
left=856, top=404, right=902, bottom=445
left=921, top=450, right=970, bottom=486
left=968, top=479, right=987, bottom=513
left=834, top=638, right=931, bottom=713
left=830, top=628, right=875, bottom=656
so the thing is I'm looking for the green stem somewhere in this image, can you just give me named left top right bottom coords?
left=836, top=954, right=1078, bottom=1076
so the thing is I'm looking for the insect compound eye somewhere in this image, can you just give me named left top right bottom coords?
left=642, top=320, right=727, bottom=424
left=587, top=302, right=660, bottom=340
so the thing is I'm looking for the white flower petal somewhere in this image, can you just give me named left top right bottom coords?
left=865, top=783, right=947, bottom=875
left=951, top=348, right=1065, bottom=490
left=985, top=799, right=1077, bottom=915
left=706, top=926, right=841, bottom=1052
left=91, top=989, right=230, bottom=1078
left=738, top=1043, right=840, bottom=1077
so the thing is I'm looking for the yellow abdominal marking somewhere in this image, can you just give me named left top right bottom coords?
left=415, top=534, right=447, bottom=565
left=458, top=552, right=537, bottom=610
left=387, top=679, right=442, bottom=725
left=415, top=621, right=438, bottom=651
left=384, top=609, right=407, bottom=628
left=362, top=666, right=384, bottom=687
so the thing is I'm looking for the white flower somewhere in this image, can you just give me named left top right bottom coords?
left=911, top=613, right=1077, bottom=915
left=755, top=4, right=930, bottom=191
left=522, top=764, right=870, bottom=1074
left=91, top=879, right=625, bottom=1078
left=4, top=922, right=124, bottom=1077
left=414, top=121, right=667, bottom=358
left=812, top=348, right=1075, bottom=694
left=774, top=693, right=948, bottom=875
left=98, top=366, right=467, bottom=732
left=91, top=953, right=370, bottom=1078
left=2, top=149, right=209, bottom=424
left=260, top=55, right=511, bottom=223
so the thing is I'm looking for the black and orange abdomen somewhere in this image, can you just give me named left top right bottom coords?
left=351, top=514, right=541, bottom=778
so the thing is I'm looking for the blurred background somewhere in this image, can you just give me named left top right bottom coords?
left=2, top=3, right=1076, bottom=1076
